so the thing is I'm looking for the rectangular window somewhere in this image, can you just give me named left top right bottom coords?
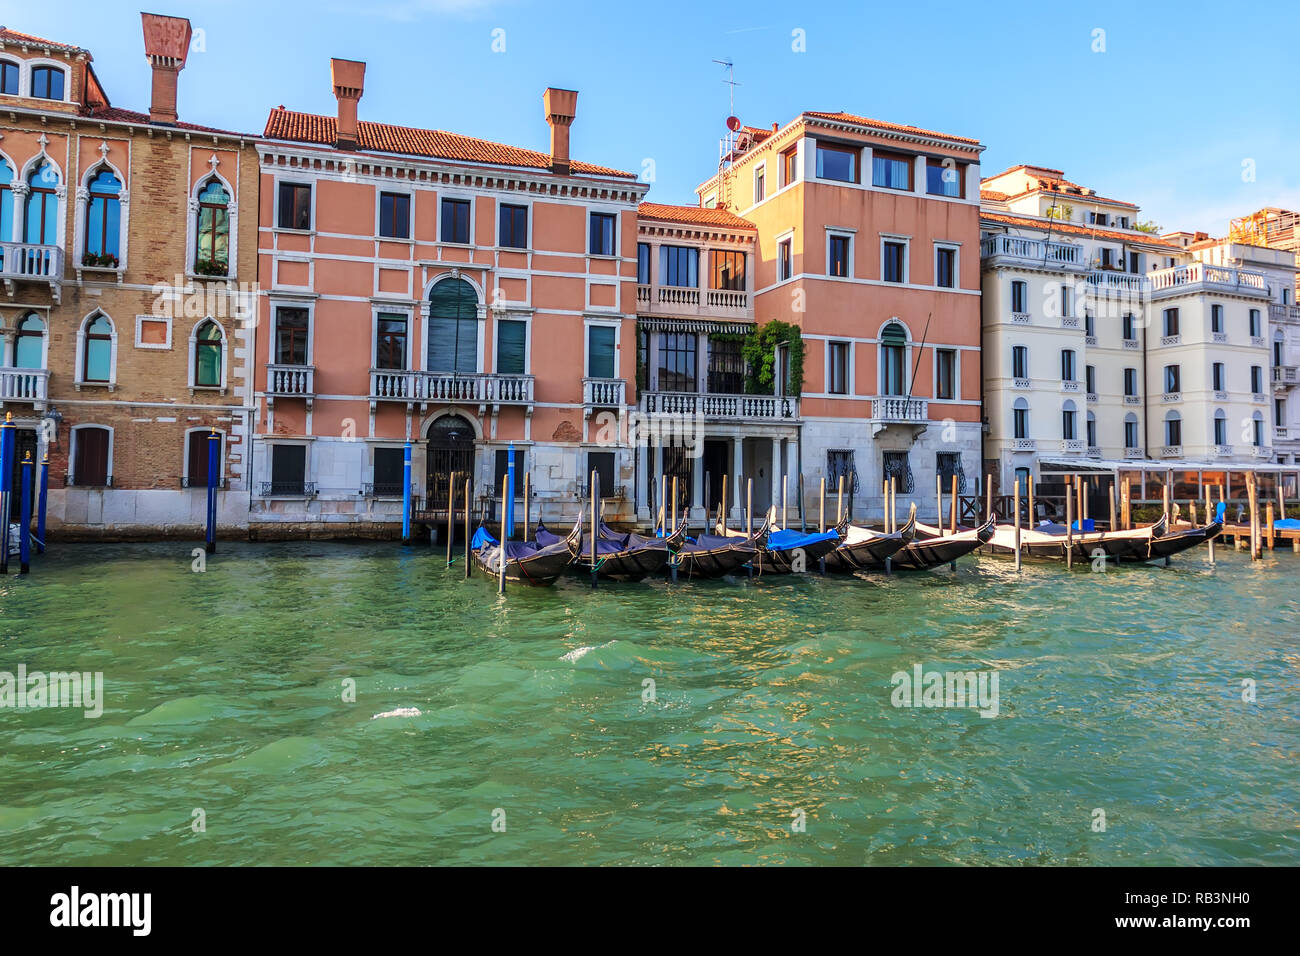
left=816, top=144, right=857, bottom=182
left=440, top=199, right=471, bottom=244
left=754, top=165, right=766, bottom=202
left=936, top=349, right=956, bottom=400
left=1012, top=346, right=1028, bottom=380
left=0, top=62, right=17, bottom=96
left=1124, top=368, right=1137, bottom=396
left=73, top=428, right=110, bottom=486
left=187, top=431, right=218, bottom=488
left=925, top=159, right=963, bottom=198
left=1251, top=365, right=1263, bottom=393
left=1167, top=417, right=1182, bottom=446
left=882, top=343, right=906, bottom=396
left=1085, top=365, right=1096, bottom=394
left=1211, top=304, right=1223, bottom=333
left=1062, top=408, right=1076, bottom=441
left=828, top=234, right=851, bottom=278
left=494, top=448, right=529, bottom=495
left=1061, top=285, right=1072, bottom=317
left=277, top=183, right=311, bottom=230
left=657, top=332, right=697, bottom=392
left=1123, top=313, right=1136, bottom=340
left=275, top=307, right=309, bottom=366
left=706, top=335, right=745, bottom=394
left=781, top=146, right=799, bottom=187
left=637, top=242, right=651, bottom=284
left=373, top=447, right=405, bottom=496
left=872, top=150, right=912, bottom=190
left=1214, top=416, right=1227, bottom=446
left=1163, top=308, right=1179, bottom=337
left=1125, top=419, right=1139, bottom=448
left=1084, top=312, right=1095, bottom=337
left=1165, top=365, right=1180, bottom=394
left=778, top=238, right=793, bottom=281
left=496, top=319, right=527, bottom=375
left=660, top=245, right=699, bottom=288
left=1129, top=252, right=1139, bottom=273
left=1014, top=406, right=1028, bottom=440
left=1249, top=308, right=1261, bottom=336
left=589, top=212, right=616, bottom=256
left=587, top=325, right=616, bottom=379
left=828, top=341, right=849, bottom=395
left=499, top=203, right=528, bottom=249
left=1011, top=280, right=1027, bottom=313
left=375, top=313, right=407, bottom=370
left=882, top=241, right=906, bottom=283
left=710, top=250, right=746, bottom=290
left=1208, top=362, right=1223, bottom=392
left=588, top=451, right=615, bottom=499
left=379, top=192, right=410, bottom=239
left=270, top=444, right=306, bottom=496
left=935, top=246, right=956, bottom=288
left=1061, top=349, right=1076, bottom=382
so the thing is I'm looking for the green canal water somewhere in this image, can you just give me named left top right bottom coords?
left=0, top=541, right=1297, bottom=866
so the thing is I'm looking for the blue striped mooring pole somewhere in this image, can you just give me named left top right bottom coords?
left=0, top=412, right=13, bottom=575
left=36, top=452, right=48, bottom=554
left=205, top=428, right=219, bottom=554
left=19, top=451, right=32, bottom=574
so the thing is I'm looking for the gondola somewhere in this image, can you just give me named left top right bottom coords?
left=1146, top=519, right=1223, bottom=561
left=536, top=513, right=683, bottom=582
left=891, top=514, right=997, bottom=570
left=824, top=505, right=915, bottom=572
left=986, top=515, right=1170, bottom=562
left=715, top=507, right=840, bottom=574
left=470, top=513, right=580, bottom=585
left=671, top=512, right=764, bottom=578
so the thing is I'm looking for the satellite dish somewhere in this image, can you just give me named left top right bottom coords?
left=726, top=115, right=742, bottom=132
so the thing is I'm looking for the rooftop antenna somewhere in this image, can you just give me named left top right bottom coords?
left=714, top=58, right=743, bottom=181
left=713, top=58, right=740, bottom=116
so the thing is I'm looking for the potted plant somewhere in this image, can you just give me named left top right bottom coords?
left=195, top=258, right=228, bottom=277
left=81, top=251, right=119, bottom=269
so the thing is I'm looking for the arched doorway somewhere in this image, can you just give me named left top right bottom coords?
left=426, top=415, right=475, bottom=507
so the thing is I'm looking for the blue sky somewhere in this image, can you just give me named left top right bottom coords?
left=6, top=0, right=1299, bottom=234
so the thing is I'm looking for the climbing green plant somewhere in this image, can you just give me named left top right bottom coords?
left=743, top=321, right=804, bottom=396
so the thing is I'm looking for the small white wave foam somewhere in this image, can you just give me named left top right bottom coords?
left=371, top=707, right=422, bottom=720
left=560, top=641, right=616, bottom=663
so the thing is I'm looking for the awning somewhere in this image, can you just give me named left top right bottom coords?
left=637, top=317, right=757, bottom=335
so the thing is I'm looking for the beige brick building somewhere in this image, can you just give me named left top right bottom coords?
left=0, top=15, right=257, bottom=537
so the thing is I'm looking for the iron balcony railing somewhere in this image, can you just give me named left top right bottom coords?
left=260, top=481, right=318, bottom=497
left=181, top=476, right=227, bottom=489
left=65, top=474, right=113, bottom=488
left=361, top=482, right=406, bottom=497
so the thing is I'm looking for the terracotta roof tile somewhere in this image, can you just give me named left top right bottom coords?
left=980, top=189, right=1009, bottom=202
left=982, top=168, right=1138, bottom=209
left=81, top=105, right=246, bottom=136
left=982, top=211, right=1180, bottom=250
left=263, top=108, right=635, bottom=179
left=638, top=202, right=756, bottom=230
left=0, top=27, right=86, bottom=54
left=804, top=110, right=979, bottom=146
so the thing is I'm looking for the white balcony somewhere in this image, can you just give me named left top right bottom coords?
left=1214, top=444, right=1233, bottom=458
left=1273, top=365, right=1298, bottom=388
left=1125, top=446, right=1145, bottom=459
left=1160, top=445, right=1183, bottom=458
left=369, top=369, right=534, bottom=408
left=1063, top=439, right=1085, bottom=454
left=981, top=235, right=1085, bottom=269
left=1122, top=338, right=1141, bottom=351
left=1011, top=438, right=1036, bottom=452
left=1086, top=445, right=1102, bottom=458
left=870, top=396, right=928, bottom=424
left=1010, top=311, right=1032, bottom=325
left=1251, top=445, right=1272, bottom=459
left=0, top=242, right=64, bottom=303
left=1270, top=303, right=1300, bottom=325
left=1061, top=380, right=1081, bottom=392
left=0, top=367, right=50, bottom=408
left=1085, top=270, right=1148, bottom=296
left=267, top=364, right=315, bottom=398
left=639, top=390, right=798, bottom=423
left=636, top=283, right=752, bottom=320
left=583, top=377, right=626, bottom=408
left=1149, top=262, right=1269, bottom=299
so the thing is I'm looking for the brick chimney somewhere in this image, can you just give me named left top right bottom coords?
left=330, top=59, right=366, bottom=150
left=140, top=13, right=192, bottom=125
left=543, top=88, right=578, bottom=175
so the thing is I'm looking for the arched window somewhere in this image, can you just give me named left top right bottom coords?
left=1164, top=410, right=1182, bottom=447
left=1013, top=397, right=1029, bottom=439
left=1252, top=410, right=1265, bottom=447
left=194, top=321, right=223, bottom=386
left=195, top=178, right=231, bottom=275
left=30, top=65, right=65, bottom=101
left=1124, top=412, right=1139, bottom=449
left=880, top=322, right=907, bottom=396
left=0, top=161, right=13, bottom=249
left=24, top=161, right=59, bottom=245
left=71, top=426, right=111, bottom=487
left=1086, top=410, right=1097, bottom=447
left=0, top=60, right=18, bottom=96
left=1213, top=409, right=1227, bottom=446
left=12, top=313, right=44, bottom=368
left=82, top=313, right=113, bottom=383
left=84, top=167, right=122, bottom=261
left=1062, top=399, right=1077, bottom=440
left=427, top=278, right=480, bottom=373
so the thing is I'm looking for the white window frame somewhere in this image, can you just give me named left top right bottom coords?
left=776, top=229, right=795, bottom=283
left=372, top=304, right=414, bottom=372
left=582, top=315, right=621, bottom=380
left=753, top=162, right=767, bottom=204
left=188, top=317, right=229, bottom=392
left=826, top=339, right=853, bottom=395
left=274, top=177, right=315, bottom=233
left=73, top=155, right=130, bottom=273
left=934, top=241, right=960, bottom=290
left=68, top=423, right=114, bottom=485
left=268, top=296, right=316, bottom=368
left=9, top=309, right=50, bottom=369
left=585, top=205, right=619, bottom=259
left=496, top=198, right=533, bottom=252
left=493, top=311, right=533, bottom=376
left=183, top=427, right=227, bottom=488
left=188, top=169, right=239, bottom=278
left=74, top=309, right=118, bottom=389
left=376, top=187, right=415, bottom=242
left=421, top=273, right=486, bottom=374
left=825, top=227, right=855, bottom=279
left=933, top=347, right=959, bottom=401
left=880, top=234, right=910, bottom=284
left=22, top=58, right=72, bottom=103
left=438, top=192, right=476, bottom=247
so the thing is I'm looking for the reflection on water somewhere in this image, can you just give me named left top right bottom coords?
left=0, top=542, right=1297, bottom=865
